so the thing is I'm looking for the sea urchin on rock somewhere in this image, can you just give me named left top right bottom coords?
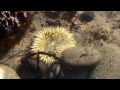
left=30, top=27, right=76, bottom=66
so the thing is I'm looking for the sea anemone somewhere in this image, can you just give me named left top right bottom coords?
left=30, top=27, right=76, bottom=66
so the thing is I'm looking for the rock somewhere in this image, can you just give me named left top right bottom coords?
left=20, top=55, right=48, bottom=79
left=62, top=46, right=101, bottom=68
left=79, top=11, right=95, bottom=23
left=90, top=44, right=120, bottom=79
left=46, top=62, right=61, bottom=79
left=0, top=64, right=20, bottom=79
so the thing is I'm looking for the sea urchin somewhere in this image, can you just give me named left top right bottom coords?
left=30, top=27, right=76, bottom=65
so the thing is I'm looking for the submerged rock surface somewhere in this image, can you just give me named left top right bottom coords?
left=0, top=64, right=20, bottom=79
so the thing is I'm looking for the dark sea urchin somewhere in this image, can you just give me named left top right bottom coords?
left=0, top=11, right=34, bottom=51
left=30, top=27, right=77, bottom=66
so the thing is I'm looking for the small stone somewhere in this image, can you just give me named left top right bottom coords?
left=0, top=64, right=20, bottom=79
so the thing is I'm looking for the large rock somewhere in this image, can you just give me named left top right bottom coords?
left=62, top=46, right=101, bottom=68
left=0, top=64, right=20, bottom=79
left=90, top=44, right=120, bottom=79
left=62, top=46, right=101, bottom=79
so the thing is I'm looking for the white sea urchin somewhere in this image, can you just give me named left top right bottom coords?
left=30, top=27, right=76, bottom=65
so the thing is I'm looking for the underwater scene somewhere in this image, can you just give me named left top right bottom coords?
left=0, top=11, right=120, bottom=79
